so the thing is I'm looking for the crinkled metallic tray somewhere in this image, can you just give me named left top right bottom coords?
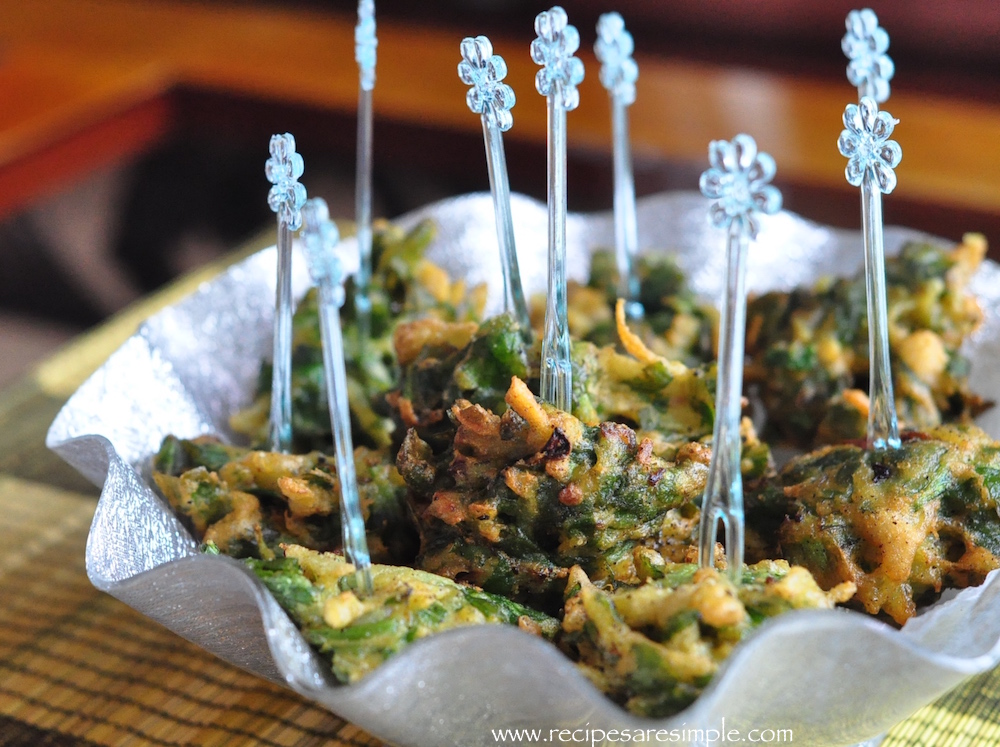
left=47, top=192, right=1000, bottom=747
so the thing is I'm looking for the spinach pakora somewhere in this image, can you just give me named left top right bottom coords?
left=561, top=559, right=854, bottom=717
left=154, top=435, right=415, bottom=563
left=398, top=375, right=719, bottom=611
left=391, top=305, right=770, bottom=472
left=549, top=249, right=716, bottom=366
left=745, top=234, right=989, bottom=444
left=230, top=219, right=487, bottom=452
left=558, top=237, right=990, bottom=446
left=246, top=543, right=558, bottom=683
left=775, top=424, right=1000, bottom=624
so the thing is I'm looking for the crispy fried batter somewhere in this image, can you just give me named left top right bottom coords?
left=746, top=237, right=990, bottom=445
left=153, top=436, right=415, bottom=563
left=394, top=317, right=479, bottom=367
left=777, top=424, right=1000, bottom=624
left=616, top=299, right=661, bottom=365
left=246, top=544, right=558, bottom=683
left=561, top=560, right=852, bottom=717
left=230, top=220, right=487, bottom=452
left=156, top=225, right=1000, bottom=716
left=397, top=377, right=710, bottom=611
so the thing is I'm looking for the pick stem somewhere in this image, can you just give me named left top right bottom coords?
left=269, top=218, right=294, bottom=453
left=861, top=171, right=900, bottom=451
left=301, top=197, right=373, bottom=595
left=540, top=100, right=572, bottom=412
left=354, top=0, right=377, bottom=360
left=482, top=115, right=531, bottom=335
left=611, top=96, right=642, bottom=319
left=317, top=281, right=374, bottom=596
left=698, top=221, right=747, bottom=583
left=355, top=83, right=374, bottom=355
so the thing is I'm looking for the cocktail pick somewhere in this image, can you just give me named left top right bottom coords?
left=264, top=133, right=307, bottom=453
left=301, top=197, right=374, bottom=596
left=595, top=12, right=642, bottom=320
left=531, top=6, right=584, bottom=413
left=839, top=97, right=902, bottom=451
left=458, top=36, right=532, bottom=337
left=697, top=134, right=781, bottom=581
left=842, top=8, right=894, bottom=103
left=354, top=0, right=377, bottom=352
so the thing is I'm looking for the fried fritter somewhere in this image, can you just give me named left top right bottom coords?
left=153, top=436, right=415, bottom=563
left=775, top=424, right=1000, bottom=624
left=388, top=312, right=529, bottom=450
left=230, top=219, right=487, bottom=452
left=550, top=237, right=989, bottom=446
left=389, top=309, right=771, bottom=480
left=396, top=376, right=712, bottom=611
left=540, top=249, right=716, bottom=366
left=245, top=543, right=558, bottom=683
left=156, top=222, right=999, bottom=714
left=746, top=235, right=989, bottom=444
left=561, top=559, right=853, bottom=717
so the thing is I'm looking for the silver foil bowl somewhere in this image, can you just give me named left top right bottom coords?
left=47, top=192, right=1000, bottom=747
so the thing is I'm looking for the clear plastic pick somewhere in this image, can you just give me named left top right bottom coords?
left=301, top=197, right=374, bottom=596
left=531, top=6, right=584, bottom=413
left=698, top=134, right=781, bottom=582
left=354, top=0, right=377, bottom=354
left=458, top=35, right=531, bottom=336
left=264, top=133, right=307, bottom=453
left=595, top=12, right=642, bottom=320
left=839, top=97, right=903, bottom=451
left=842, top=8, right=894, bottom=103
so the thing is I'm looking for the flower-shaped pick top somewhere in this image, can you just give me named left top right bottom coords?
left=530, top=6, right=584, bottom=111
left=355, top=0, right=377, bottom=92
left=842, top=8, right=894, bottom=103
left=265, top=133, right=307, bottom=231
left=300, top=198, right=344, bottom=298
left=459, top=36, right=515, bottom=132
left=595, top=12, right=638, bottom=106
left=838, top=97, right=902, bottom=193
left=699, top=134, right=781, bottom=239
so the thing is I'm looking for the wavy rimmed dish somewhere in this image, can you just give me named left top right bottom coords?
left=47, top=192, right=1000, bottom=747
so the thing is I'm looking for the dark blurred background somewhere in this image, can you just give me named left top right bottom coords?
left=1, top=0, right=998, bottom=386
left=332, top=0, right=1000, bottom=99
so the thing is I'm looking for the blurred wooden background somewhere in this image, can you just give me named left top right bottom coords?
left=1, top=0, right=999, bottom=384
